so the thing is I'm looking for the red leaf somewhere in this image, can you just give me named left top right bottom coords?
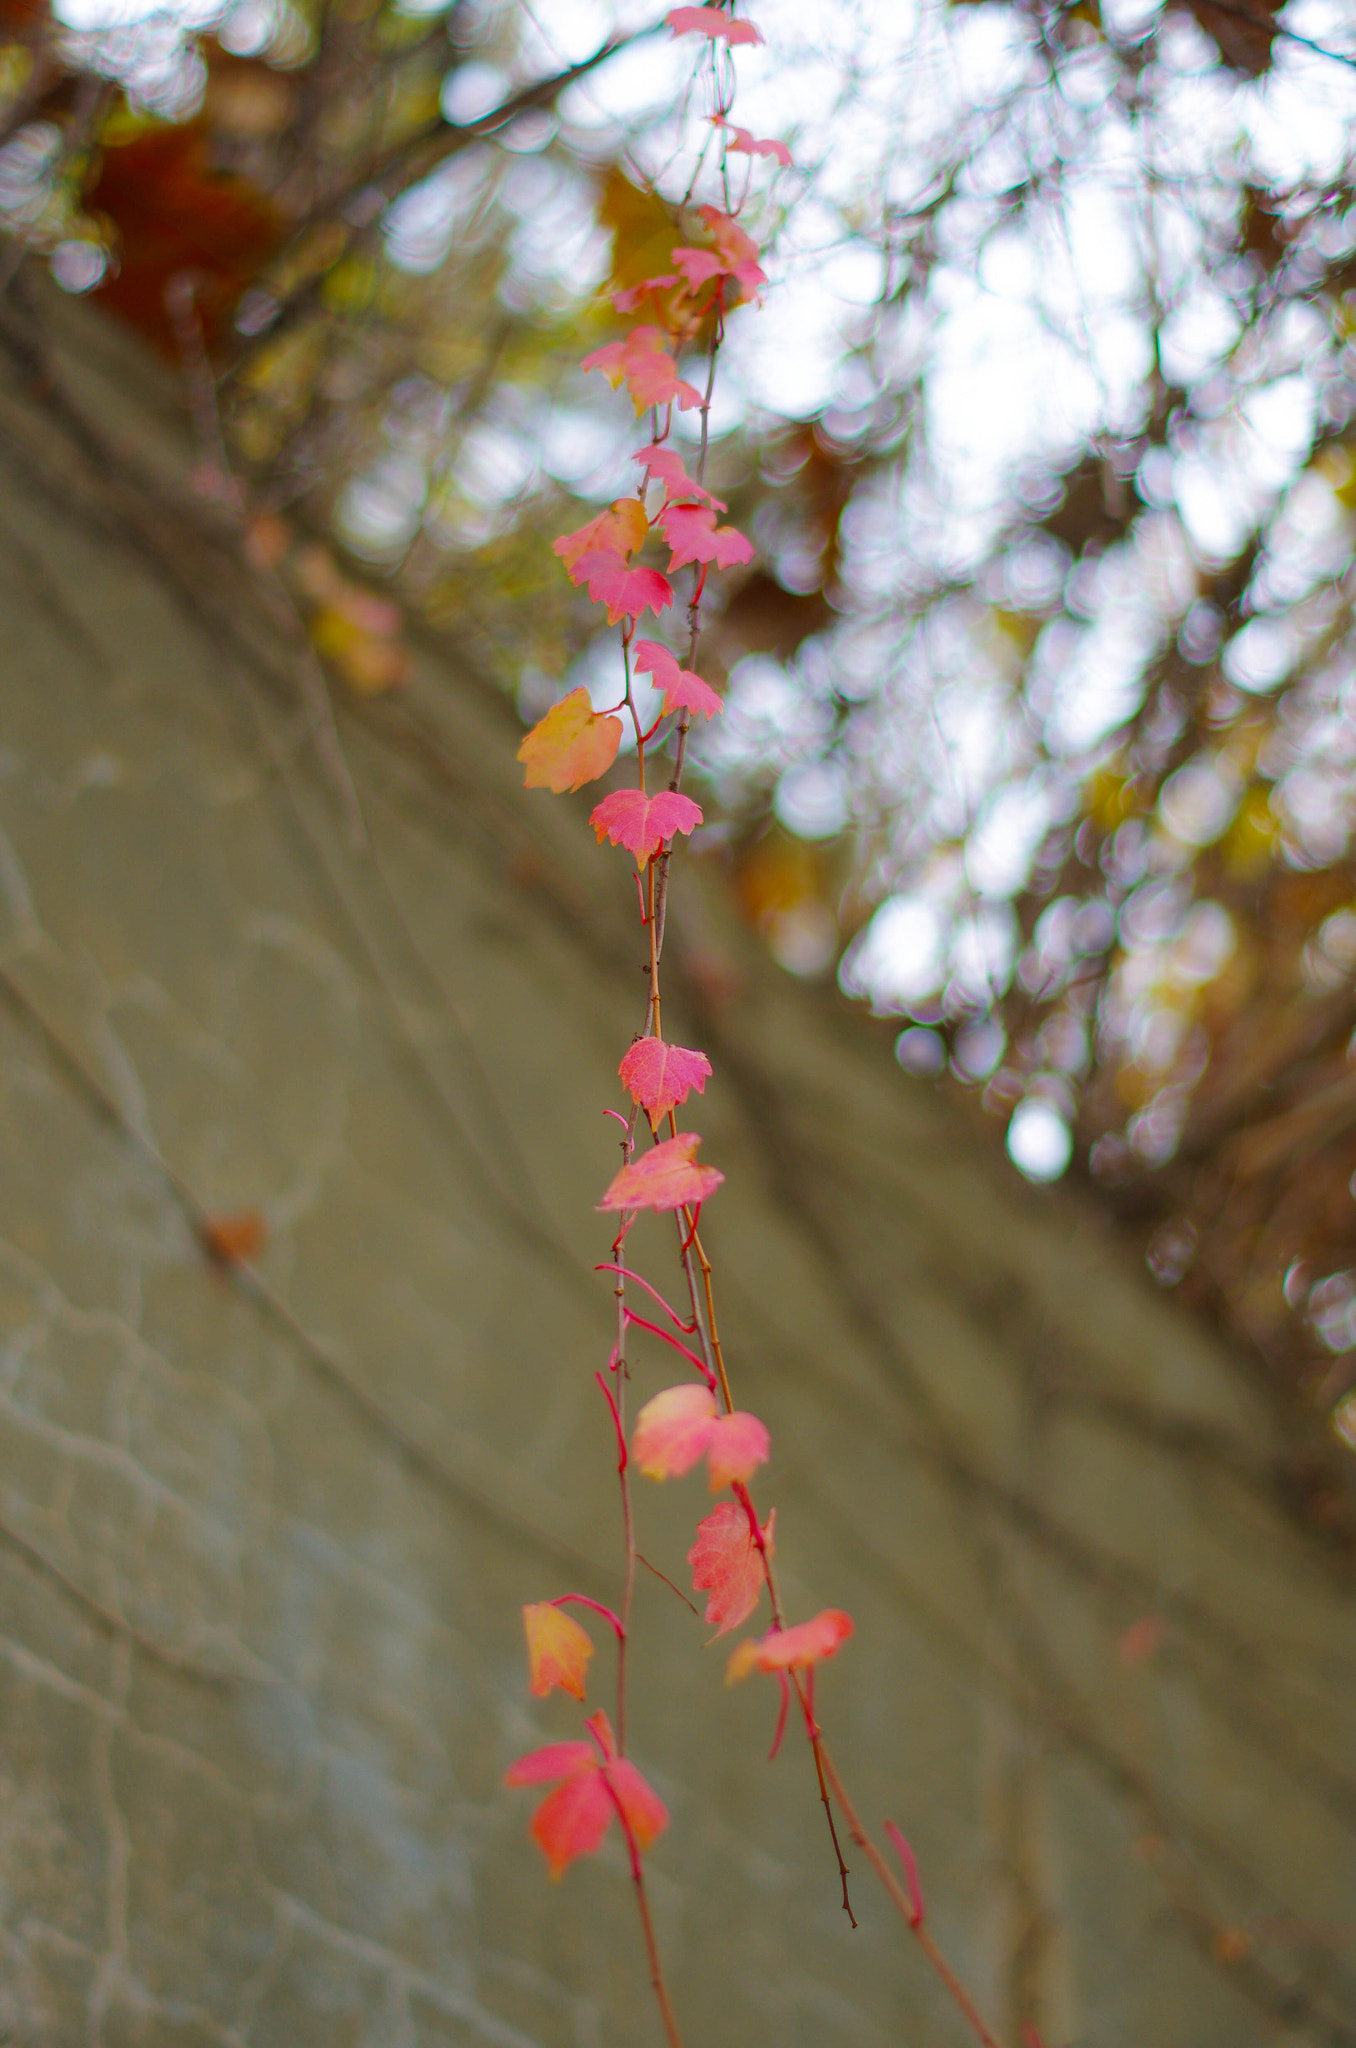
left=523, top=1602, right=594, bottom=1700
left=505, top=1711, right=668, bottom=1878
left=618, top=1035, right=713, bottom=1124
left=505, top=1740, right=596, bottom=1786
left=631, top=445, right=725, bottom=510
left=726, top=1608, right=854, bottom=1683
left=529, top=1769, right=613, bottom=1876
left=572, top=554, right=675, bottom=626
left=606, top=1757, right=670, bottom=1851
left=518, top=687, right=623, bottom=792
left=633, top=642, right=724, bottom=722
left=632, top=1382, right=768, bottom=1489
left=553, top=498, right=649, bottom=572
left=600, top=1131, right=724, bottom=1213
left=657, top=503, right=754, bottom=573
left=666, top=5, right=764, bottom=43
left=688, top=1501, right=776, bottom=1636
left=589, top=788, right=703, bottom=864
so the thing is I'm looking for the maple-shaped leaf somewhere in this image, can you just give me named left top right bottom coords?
left=716, top=117, right=793, bottom=167
left=553, top=499, right=649, bottom=573
left=518, top=688, right=623, bottom=793
left=505, top=1709, right=668, bottom=1878
left=726, top=1608, right=854, bottom=1683
left=698, top=204, right=769, bottom=297
left=631, top=445, right=726, bottom=510
left=571, top=554, right=675, bottom=627
left=671, top=246, right=728, bottom=294
left=658, top=503, right=755, bottom=574
left=667, top=5, right=764, bottom=43
left=618, top=1035, right=713, bottom=1125
left=590, top=788, right=703, bottom=865
left=599, top=1131, right=724, bottom=1215
left=689, top=1501, right=776, bottom=1636
left=581, top=326, right=703, bottom=415
left=631, top=1383, right=769, bottom=1489
left=523, top=1602, right=594, bottom=1700
left=633, top=641, right=724, bottom=721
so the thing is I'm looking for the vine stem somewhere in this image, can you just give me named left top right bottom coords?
left=608, top=1100, right=640, bottom=1753
left=604, top=1781, right=686, bottom=2048
left=817, top=1749, right=1006, bottom=2048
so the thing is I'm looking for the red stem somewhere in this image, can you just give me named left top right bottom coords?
left=596, top=1262, right=698, bottom=1331
left=623, top=1308, right=716, bottom=1385
left=551, top=1593, right=625, bottom=1641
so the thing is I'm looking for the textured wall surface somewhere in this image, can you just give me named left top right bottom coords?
left=1, top=290, right=1354, bottom=2048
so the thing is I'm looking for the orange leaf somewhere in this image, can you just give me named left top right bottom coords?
left=201, top=1209, right=267, bottom=1264
left=518, top=688, right=623, bottom=793
left=618, top=1036, right=713, bottom=1125
left=726, top=1608, right=854, bottom=1683
left=598, top=1131, right=723, bottom=1211
left=552, top=499, right=649, bottom=572
left=688, top=1501, right=775, bottom=1636
left=523, top=1602, right=594, bottom=1700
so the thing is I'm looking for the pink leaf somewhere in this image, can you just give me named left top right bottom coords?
left=726, top=1608, right=855, bottom=1683
left=688, top=1500, right=775, bottom=1636
left=582, top=325, right=703, bottom=415
left=632, top=641, right=724, bottom=720
left=716, top=117, right=792, bottom=167
left=589, top=788, right=703, bottom=864
left=705, top=1409, right=770, bottom=1489
left=666, top=5, right=764, bottom=42
left=632, top=1382, right=768, bottom=1489
left=571, top=554, right=675, bottom=626
left=658, top=502, right=754, bottom=573
left=600, top=1131, right=723, bottom=1214
left=631, top=445, right=725, bottom=510
left=698, top=204, right=768, bottom=297
left=633, top=1383, right=718, bottom=1479
left=671, top=246, right=727, bottom=293
left=618, top=1036, right=713, bottom=1124
left=611, top=273, right=680, bottom=313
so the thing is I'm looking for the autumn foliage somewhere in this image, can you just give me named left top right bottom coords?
left=501, top=14, right=1008, bottom=2048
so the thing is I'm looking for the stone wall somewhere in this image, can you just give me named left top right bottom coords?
left=1, top=287, right=1353, bottom=2048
